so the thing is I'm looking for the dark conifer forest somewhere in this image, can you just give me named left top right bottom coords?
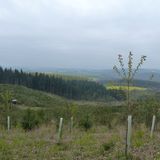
left=0, top=67, right=125, bottom=101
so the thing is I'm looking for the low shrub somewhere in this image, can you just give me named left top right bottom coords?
left=79, top=114, right=93, bottom=131
left=21, top=109, right=39, bottom=131
left=102, top=141, right=115, bottom=151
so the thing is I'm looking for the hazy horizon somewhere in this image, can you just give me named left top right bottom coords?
left=1, top=64, right=160, bottom=72
left=1, top=0, right=160, bottom=69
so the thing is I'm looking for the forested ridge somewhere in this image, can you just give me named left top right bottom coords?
left=0, top=67, right=125, bottom=101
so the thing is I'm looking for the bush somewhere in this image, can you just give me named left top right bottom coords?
left=102, top=141, right=115, bottom=151
left=132, top=97, right=160, bottom=127
left=79, top=114, right=93, bottom=131
left=21, top=109, right=39, bottom=131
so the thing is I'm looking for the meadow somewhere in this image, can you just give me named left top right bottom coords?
left=1, top=123, right=160, bottom=160
left=0, top=83, right=159, bottom=160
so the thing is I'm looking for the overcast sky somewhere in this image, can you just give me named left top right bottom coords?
left=0, top=0, right=160, bottom=69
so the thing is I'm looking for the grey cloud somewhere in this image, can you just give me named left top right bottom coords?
left=0, top=0, right=160, bottom=69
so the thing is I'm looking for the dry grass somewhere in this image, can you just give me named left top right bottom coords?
left=0, top=124, right=160, bottom=160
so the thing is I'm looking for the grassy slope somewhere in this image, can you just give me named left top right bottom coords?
left=0, top=84, right=67, bottom=109
left=0, top=84, right=119, bottom=109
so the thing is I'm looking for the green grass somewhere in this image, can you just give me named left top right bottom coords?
left=0, top=84, right=67, bottom=108
left=0, top=84, right=118, bottom=109
left=0, top=84, right=124, bottom=128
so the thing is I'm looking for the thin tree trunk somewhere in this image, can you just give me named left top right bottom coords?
left=127, top=79, right=130, bottom=114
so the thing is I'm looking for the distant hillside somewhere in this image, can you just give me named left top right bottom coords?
left=105, top=79, right=160, bottom=90
left=36, top=68, right=160, bottom=82
left=98, top=69, right=160, bottom=82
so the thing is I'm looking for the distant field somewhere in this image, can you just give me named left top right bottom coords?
left=105, top=85, right=147, bottom=91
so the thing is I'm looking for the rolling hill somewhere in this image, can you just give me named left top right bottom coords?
left=0, top=84, right=67, bottom=109
left=28, top=68, right=160, bottom=82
